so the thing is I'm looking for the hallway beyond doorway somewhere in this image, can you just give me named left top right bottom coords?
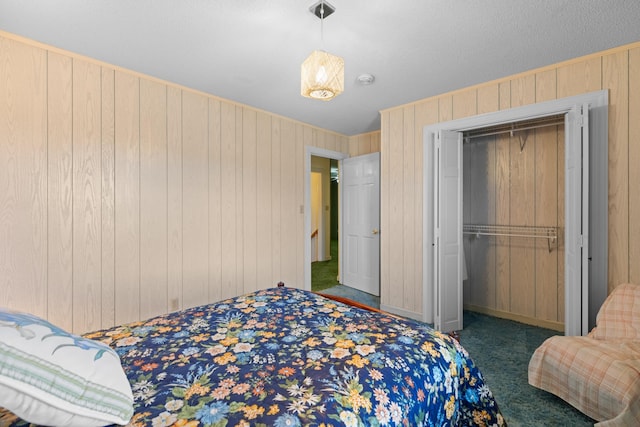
left=312, top=239, right=380, bottom=309
left=311, top=240, right=338, bottom=291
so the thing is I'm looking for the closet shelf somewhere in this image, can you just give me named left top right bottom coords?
left=463, top=224, right=560, bottom=252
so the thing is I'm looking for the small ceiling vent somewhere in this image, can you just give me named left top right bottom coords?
left=309, top=1, right=335, bottom=19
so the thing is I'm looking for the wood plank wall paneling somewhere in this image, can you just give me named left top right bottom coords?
left=388, top=109, right=404, bottom=309
left=167, top=86, right=183, bottom=312
left=101, top=68, right=116, bottom=328
left=209, top=99, right=222, bottom=303
left=114, top=70, right=140, bottom=326
left=630, top=47, right=640, bottom=285
left=220, top=102, right=237, bottom=300
left=181, top=91, right=209, bottom=309
left=47, top=52, right=73, bottom=331
left=270, top=118, right=282, bottom=286
left=486, top=139, right=497, bottom=312
left=243, top=108, right=258, bottom=293
left=477, top=85, right=499, bottom=115
left=280, top=121, right=295, bottom=284
left=380, top=113, right=391, bottom=306
left=381, top=40, right=640, bottom=327
left=534, top=125, right=560, bottom=322
left=234, top=106, right=244, bottom=299
left=73, top=59, right=103, bottom=332
left=348, top=131, right=381, bottom=157
left=139, top=79, right=168, bottom=320
left=0, top=32, right=348, bottom=333
left=494, top=134, right=511, bottom=313
left=0, top=37, right=47, bottom=317
left=508, top=76, right=536, bottom=318
left=402, top=106, right=415, bottom=311
left=603, top=51, right=629, bottom=291
left=256, top=112, right=273, bottom=285
left=413, top=105, right=427, bottom=311
left=114, top=71, right=140, bottom=324
left=499, top=82, right=511, bottom=110
left=452, top=90, right=477, bottom=119
left=2, top=30, right=640, bottom=331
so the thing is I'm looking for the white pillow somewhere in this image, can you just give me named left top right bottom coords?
left=0, top=308, right=133, bottom=427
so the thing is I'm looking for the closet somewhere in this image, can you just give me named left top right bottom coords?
left=422, top=90, right=608, bottom=336
left=461, top=115, right=565, bottom=331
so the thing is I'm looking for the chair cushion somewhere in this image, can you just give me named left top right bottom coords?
left=590, top=283, right=640, bottom=341
left=528, top=336, right=640, bottom=425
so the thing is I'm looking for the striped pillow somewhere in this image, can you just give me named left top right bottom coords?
left=0, top=309, right=133, bottom=427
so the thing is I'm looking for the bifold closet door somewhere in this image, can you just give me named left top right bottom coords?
left=433, top=130, right=463, bottom=333
left=564, top=104, right=590, bottom=336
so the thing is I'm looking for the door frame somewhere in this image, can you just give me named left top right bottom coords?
left=304, top=146, right=348, bottom=291
left=422, top=90, right=608, bottom=333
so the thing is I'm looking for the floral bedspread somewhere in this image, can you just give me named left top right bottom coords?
left=6, top=287, right=505, bottom=427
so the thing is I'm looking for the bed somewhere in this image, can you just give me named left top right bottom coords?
left=1, top=286, right=505, bottom=426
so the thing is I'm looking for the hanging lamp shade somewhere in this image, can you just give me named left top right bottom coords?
left=301, top=49, right=344, bottom=100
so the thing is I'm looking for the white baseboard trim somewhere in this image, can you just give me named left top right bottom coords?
left=380, top=304, right=423, bottom=322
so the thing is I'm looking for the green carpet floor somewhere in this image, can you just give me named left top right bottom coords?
left=311, top=240, right=340, bottom=291
left=459, top=311, right=595, bottom=426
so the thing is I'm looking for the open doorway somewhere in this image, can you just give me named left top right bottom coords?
left=304, top=147, right=381, bottom=309
left=304, top=146, right=347, bottom=293
left=310, top=156, right=339, bottom=292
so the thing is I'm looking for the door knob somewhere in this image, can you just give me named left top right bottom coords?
left=372, top=228, right=379, bottom=235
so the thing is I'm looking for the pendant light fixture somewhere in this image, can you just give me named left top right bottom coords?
left=301, top=1, right=344, bottom=101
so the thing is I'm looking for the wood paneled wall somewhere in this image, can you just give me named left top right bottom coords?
left=2, top=30, right=638, bottom=331
left=0, top=32, right=348, bottom=334
left=349, top=131, right=381, bottom=157
left=381, top=41, right=640, bottom=324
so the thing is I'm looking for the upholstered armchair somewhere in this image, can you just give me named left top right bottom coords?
left=528, top=283, right=640, bottom=426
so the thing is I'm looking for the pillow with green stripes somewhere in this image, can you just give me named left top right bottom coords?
left=0, top=308, right=133, bottom=427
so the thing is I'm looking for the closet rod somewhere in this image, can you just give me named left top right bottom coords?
left=463, top=118, right=564, bottom=141
left=463, top=224, right=559, bottom=252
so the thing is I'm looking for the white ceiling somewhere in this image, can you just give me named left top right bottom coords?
left=1, top=0, right=639, bottom=136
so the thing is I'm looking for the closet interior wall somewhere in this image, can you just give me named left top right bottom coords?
left=462, top=123, right=565, bottom=331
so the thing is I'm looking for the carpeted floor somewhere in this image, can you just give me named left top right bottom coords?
left=311, top=240, right=340, bottom=291
left=458, top=311, right=595, bottom=426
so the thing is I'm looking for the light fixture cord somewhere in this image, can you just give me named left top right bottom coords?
left=320, top=0, right=325, bottom=43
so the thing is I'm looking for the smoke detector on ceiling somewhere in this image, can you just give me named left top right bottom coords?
left=357, top=74, right=375, bottom=85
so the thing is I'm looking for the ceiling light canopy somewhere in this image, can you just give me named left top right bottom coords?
left=301, top=1, right=344, bottom=101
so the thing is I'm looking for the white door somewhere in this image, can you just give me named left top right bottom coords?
left=341, top=152, right=380, bottom=296
left=433, top=130, right=463, bottom=333
left=565, top=104, right=590, bottom=336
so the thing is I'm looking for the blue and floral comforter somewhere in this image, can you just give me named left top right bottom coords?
left=8, top=287, right=505, bottom=426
